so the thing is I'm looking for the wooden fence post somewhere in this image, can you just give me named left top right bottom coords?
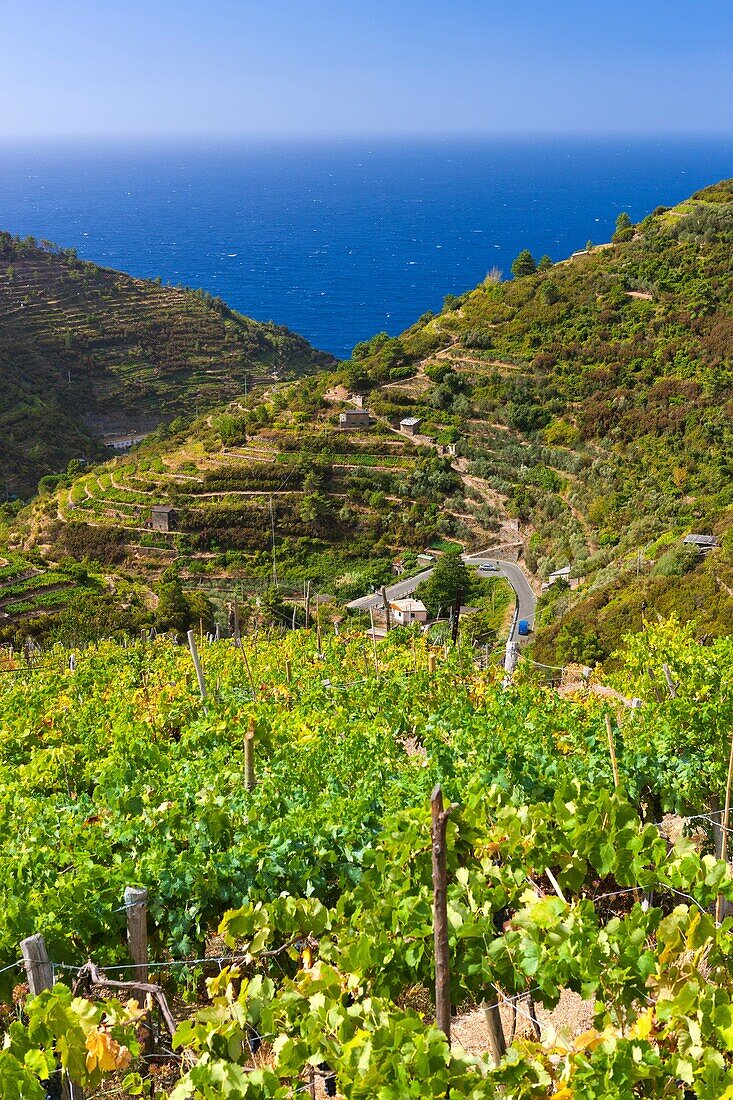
left=430, top=785, right=453, bottom=1041
left=428, top=651, right=437, bottom=674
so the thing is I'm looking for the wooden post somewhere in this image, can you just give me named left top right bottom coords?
left=233, top=599, right=241, bottom=646
left=428, top=651, right=437, bottom=674
left=484, top=998, right=507, bottom=1066
left=20, top=933, right=53, bottom=996
left=430, top=785, right=453, bottom=1040
left=124, top=887, right=149, bottom=993
left=305, top=581, right=311, bottom=631
left=21, top=935, right=83, bottom=1098
left=245, top=725, right=256, bottom=791
left=662, top=663, right=677, bottom=698
left=239, top=645, right=258, bottom=700
left=604, top=713, right=620, bottom=789
left=285, top=658, right=292, bottom=684
left=715, top=730, right=733, bottom=923
left=187, top=630, right=207, bottom=702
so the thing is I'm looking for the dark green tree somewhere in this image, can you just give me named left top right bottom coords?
left=259, top=585, right=287, bottom=627
left=537, top=254, right=553, bottom=272
left=613, top=211, right=634, bottom=243
left=416, top=548, right=470, bottom=618
left=511, top=250, right=537, bottom=277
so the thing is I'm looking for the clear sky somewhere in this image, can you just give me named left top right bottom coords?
left=3, top=0, right=732, bottom=139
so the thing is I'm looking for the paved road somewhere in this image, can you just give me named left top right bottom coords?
left=346, top=554, right=537, bottom=643
left=463, top=555, right=537, bottom=644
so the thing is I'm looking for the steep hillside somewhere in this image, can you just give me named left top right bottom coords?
left=8, top=181, right=733, bottom=657
left=334, top=180, right=733, bottom=657
left=0, top=234, right=335, bottom=495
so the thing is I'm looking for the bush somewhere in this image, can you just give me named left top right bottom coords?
left=652, top=545, right=699, bottom=578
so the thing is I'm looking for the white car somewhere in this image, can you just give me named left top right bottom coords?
left=478, top=563, right=499, bottom=572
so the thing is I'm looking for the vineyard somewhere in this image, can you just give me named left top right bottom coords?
left=1, top=618, right=732, bottom=1097
left=0, top=234, right=334, bottom=495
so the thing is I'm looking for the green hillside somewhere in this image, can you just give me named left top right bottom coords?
left=332, top=179, right=733, bottom=657
left=7, top=181, right=733, bottom=658
left=0, top=233, right=335, bottom=495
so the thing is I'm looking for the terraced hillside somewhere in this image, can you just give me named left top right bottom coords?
left=0, top=366, right=510, bottom=644
left=9, top=181, right=733, bottom=658
left=335, top=181, right=733, bottom=658
left=0, top=234, right=335, bottom=495
left=0, top=552, right=78, bottom=627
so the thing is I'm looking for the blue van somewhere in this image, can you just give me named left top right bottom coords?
left=517, top=619, right=530, bottom=637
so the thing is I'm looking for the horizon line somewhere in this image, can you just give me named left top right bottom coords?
left=1, top=129, right=733, bottom=145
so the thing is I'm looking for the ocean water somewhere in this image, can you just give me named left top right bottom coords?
left=1, top=137, right=731, bottom=358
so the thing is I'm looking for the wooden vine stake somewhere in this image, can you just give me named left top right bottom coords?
left=604, top=713, right=620, bottom=789
left=187, top=630, right=207, bottom=702
left=430, top=784, right=453, bottom=1040
left=428, top=651, right=437, bottom=674
left=285, top=658, right=292, bottom=684
left=715, top=729, right=733, bottom=924
left=484, top=997, right=507, bottom=1067
left=124, top=886, right=152, bottom=1059
left=21, top=933, right=53, bottom=996
left=245, top=720, right=257, bottom=791
left=124, top=887, right=149, bottom=994
left=21, top=933, right=82, bottom=1098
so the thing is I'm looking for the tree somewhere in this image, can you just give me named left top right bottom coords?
left=537, top=254, right=553, bottom=272
left=154, top=576, right=213, bottom=637
left=555, top=620, right=605, bottom=666
left=540, top=280, right=561, bottom=305
left=511, top=250, right=537, bottom=277
left=613, top=211, right=634, bottom=243
left=416, top=548, right=470, bottom=618
left=259, top=585, right=286, bottom=627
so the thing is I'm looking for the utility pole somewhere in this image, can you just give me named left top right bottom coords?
left=381, top=586, right=391, bottom=631
left=451, top=589, right=463, bottom=646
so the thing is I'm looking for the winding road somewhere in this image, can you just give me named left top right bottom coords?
left=346, top=553, right=537, bottom=645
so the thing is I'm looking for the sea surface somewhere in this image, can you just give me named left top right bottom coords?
left=1, top=137, right=732, bottom=358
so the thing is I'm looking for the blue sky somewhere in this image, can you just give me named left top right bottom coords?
left=3, top=0, right=732, bottom=138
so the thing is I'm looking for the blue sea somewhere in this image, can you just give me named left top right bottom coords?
left=1, top=137, right=731, bottom=358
